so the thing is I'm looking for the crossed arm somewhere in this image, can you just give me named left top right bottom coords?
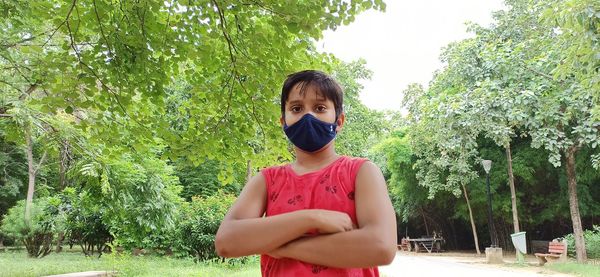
left=214, top=161, right=397, bottom=268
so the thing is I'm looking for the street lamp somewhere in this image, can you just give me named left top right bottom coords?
left=482, top=160, right=498, bottom=248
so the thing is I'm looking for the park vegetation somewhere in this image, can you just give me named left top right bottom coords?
left=0, top=0, right=598, bottom=272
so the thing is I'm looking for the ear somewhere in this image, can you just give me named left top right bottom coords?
left=280, top=116, right=285, bottom=127
left=335, top=113, right=345, bottom=133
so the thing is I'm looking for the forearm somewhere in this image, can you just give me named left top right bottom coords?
left=215, top=210, right=317, bottom=258
left=277, top=226, right=396, bottom=268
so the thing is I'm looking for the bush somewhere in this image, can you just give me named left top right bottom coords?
left=173, top=191, right=236, bottom=262
left=60, top=188, right=113, bottom=257
left=70, top=155, right=184, bottom=251
left=563, top=225, right=600, bottom=259
left=0, top=197, right=62, bottom=258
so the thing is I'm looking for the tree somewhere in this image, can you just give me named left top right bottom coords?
left=400, top=0, right=599, bottom=261
left=1, top=0, right=386, bottom=171
left=333, top=59, right=391, bottom=157
left=1, top=0, right=386, bottom=252
left=403, top=83, right=484, bottom=255
left=493, top=0, right=599, bottom=261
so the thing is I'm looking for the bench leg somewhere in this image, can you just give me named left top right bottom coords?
left=422, top=243, right=432, bottom=253
left=536, top=256, right=547, bottom=266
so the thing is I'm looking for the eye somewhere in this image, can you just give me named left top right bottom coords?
left=316, top=105, right=327, bottom=112
left=290, top=106, right=302, bottom=113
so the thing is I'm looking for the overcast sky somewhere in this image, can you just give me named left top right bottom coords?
left=318, top=0, right=506, bottom=111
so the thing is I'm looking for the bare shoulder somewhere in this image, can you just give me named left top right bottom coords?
left=223, top=172, right=267, bottom=221
left=356, top=161, right=386, bottom=185
left=355, top=161, right=394, bottom=227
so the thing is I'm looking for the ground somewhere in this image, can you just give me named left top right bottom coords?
left=380, top=251, right=573, bottom=277
left=2, top=249, right=596, bottom=276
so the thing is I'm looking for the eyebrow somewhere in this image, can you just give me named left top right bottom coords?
left=287, top=100, right=304, bottom=105
left=286, top=99, right=329, bottom=107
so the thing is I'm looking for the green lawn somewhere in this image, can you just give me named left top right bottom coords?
left=0, top=251, right=261, bottom=277
left=546, top=261, right=600, bottom=277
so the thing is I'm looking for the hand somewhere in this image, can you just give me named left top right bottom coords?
left=313, top=209, right=354, bottom=234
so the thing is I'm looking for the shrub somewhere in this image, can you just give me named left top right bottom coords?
left=0, top=197, right=62, bottom=258
left=563, top=225, right=600, bottom=259
left=70, top=155, right=183, bottom=251
left=60, top=188, right=113, bottom=257
left=173, top=191, right=236, bottom=262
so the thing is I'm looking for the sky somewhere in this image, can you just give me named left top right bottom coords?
left=318, top=0, right=506, bottom=111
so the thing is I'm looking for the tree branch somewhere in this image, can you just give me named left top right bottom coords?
left=236, top=75, right=266, bottom=143
left=0, top=79, right=22, bottom=93
left=212, top=0, right=238, bottom=65
left=33, top=150, right=48, bottom=176
left=0, top=36, right=37, bottom=49
left=243, top=0, right=288, bottom=17
left=520, top=63, right=565, bottom=85
left=93, top=0, right=114, bottom=57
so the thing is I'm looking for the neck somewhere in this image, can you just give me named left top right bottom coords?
left=293, top=142, right=339, bottom=170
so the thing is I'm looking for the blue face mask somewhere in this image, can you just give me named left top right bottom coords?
left=284, top=114, right=337, bottom=152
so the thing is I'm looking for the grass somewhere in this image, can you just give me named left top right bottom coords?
left=545, top=260, right=600, bottom=277
left=0, top=250, right=261, bottom=277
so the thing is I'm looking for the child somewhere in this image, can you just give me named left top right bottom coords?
left=215, top=70, right=397, bottom=276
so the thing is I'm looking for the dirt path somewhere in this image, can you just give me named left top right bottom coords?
left=379, top=251, right=572, bottom=277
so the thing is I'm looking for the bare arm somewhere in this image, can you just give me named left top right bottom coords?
left=270, top=161, right=397, bottom=268
left=214, top=173, right=353, bottom=258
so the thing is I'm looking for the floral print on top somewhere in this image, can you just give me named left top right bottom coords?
left=259, top=156, right=379, bottom=277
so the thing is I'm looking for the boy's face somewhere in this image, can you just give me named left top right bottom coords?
left=281, top=83, right=344, bottom=131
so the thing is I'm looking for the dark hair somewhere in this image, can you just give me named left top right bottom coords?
left=281, top=70, right=344, bottom=118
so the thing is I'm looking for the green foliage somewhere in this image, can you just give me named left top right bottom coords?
left=0, top=128, right=27, bottom=224
left=0, top=0, right=385, bottom=174
left=69, top=153, right=183, bottom=250
left=540, top=0, right=600, bottom=122
left=174, top=159, right=242, bottom=201
left=370, top=129, right=422, bottom=221
left=334, top=60, right=394, bottom=157
left=0, top=0, right=387, bottom=262
left=392, top=0, right=600, bottom=253
left=0, top=198, right=62, bottom=258
left=60, top=187, right=112, bottom=257
left=563, top=225, right=600, bottom=259
left=173, top=192, right=236, bottom=262
left=404, top=0, right=599, bottom=195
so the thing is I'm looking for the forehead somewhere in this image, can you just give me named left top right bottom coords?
left=286, top=83, right=328, bottom=102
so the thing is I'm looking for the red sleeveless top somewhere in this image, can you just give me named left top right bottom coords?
left=259, top=156, right=379, bottom=277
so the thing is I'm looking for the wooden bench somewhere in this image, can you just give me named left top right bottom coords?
left=534, top=240, right=567, bottom=266
left=415, top=240, right=434, bottom=253
left=406, top=237, right=444, bottom=253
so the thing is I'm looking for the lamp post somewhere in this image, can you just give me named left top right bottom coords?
left=482, top=160, right=498, bottom=248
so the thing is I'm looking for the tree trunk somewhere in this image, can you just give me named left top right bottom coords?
left=565, top=145, right=587, bottom=262
left=505, top=144, right=520, bottom=233
left=55, top=232, right=65, bottom=253
left=246, top=160, right=252, bottom=183
left=421, top=208, right=429, bottom=236
left=24, top=124, right=46, bottom=225
left=25, top=126, right=35, bottom=224
left=58, top=140, right=70, bottom=190
left=462, top=183, right=481, bottom=255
